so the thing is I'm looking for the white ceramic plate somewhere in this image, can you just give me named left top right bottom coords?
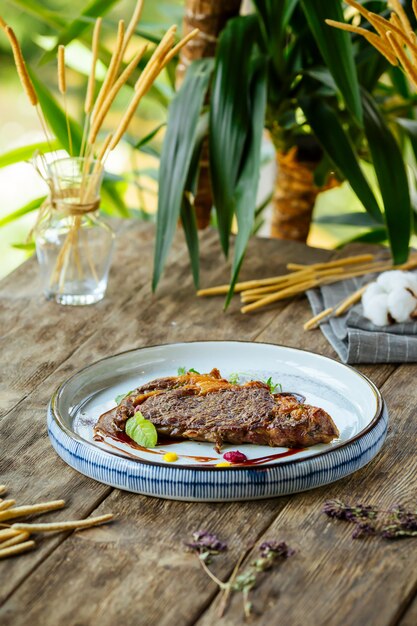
left=47, top=341, right=387, bottom=501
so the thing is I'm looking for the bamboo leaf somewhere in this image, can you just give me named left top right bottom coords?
left=30, top=71, right=83, bottom=155
left=0, top=196, right=46, bottom=228
left=152, top=58, right=213, bottom=291
left=209, top=15, right=260, bottom=257
left=362, top=91, right=411, bottom=264
left=226, top=57, right=267, bottom=307
left=300, top=97, right=383, bottom=222
left=300, top=0, right=362, bottom=124
left=0, top=141, right=59, bottom=169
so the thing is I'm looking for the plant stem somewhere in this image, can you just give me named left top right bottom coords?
left=198, top=557, right=228, bottom=590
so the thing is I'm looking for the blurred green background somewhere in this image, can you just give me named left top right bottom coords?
left=1, top=0, right=412, bottom=280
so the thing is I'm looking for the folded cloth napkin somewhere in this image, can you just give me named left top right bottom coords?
left=307, top=275, right=417, bottom=364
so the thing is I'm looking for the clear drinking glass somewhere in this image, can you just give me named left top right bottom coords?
left=35, top=157, right=115, bottom=305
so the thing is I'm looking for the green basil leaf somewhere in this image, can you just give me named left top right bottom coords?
left=125, top=412, right=158, bottom=448
left=114, top=390, right=133, bottom=405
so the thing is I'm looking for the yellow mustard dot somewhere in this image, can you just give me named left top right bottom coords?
left=163, top=452, right=178, bottom=463
left=215, top=461, right=231, bottom=467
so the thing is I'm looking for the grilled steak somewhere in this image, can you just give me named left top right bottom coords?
left=94, top=368, right=339, bottom=450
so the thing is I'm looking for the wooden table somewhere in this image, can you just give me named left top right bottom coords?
left=0, top=223, right=416, bottom=626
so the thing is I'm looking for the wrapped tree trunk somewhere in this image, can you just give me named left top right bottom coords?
left=271, top=146, right=338, bottom=242
left=177, top=0, right=242, bottom=229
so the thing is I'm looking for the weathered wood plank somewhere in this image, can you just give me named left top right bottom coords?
left=196, top=362, right=417, bottom=626
left=0, top=223, right=157, bottom=417
left=399, top=592, right=417, bottom=626
left=0, top=233, right=331, bottom=610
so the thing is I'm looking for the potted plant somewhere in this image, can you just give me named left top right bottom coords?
left=154, top=0, right=415, bottom=304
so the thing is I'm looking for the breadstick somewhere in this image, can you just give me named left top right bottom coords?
left=0, top=540, right=35, bottom=559
left=0, top=499, right=16, bottom=512
left=0, top=500, right=65, bottom=522
left=12, top=513, right=114, bottom=533
left=0, top=531, right=31, bottom=549
left=0, top=529, right=22, bottom=541
left=303, top=307, right=334, bottom=331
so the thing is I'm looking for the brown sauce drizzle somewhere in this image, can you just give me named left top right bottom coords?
left=97, top=431, right=303, bottom=466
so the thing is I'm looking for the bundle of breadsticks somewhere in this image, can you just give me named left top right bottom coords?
left=0, top=1, right=198, bottom=291
left=0, top=485, right=113, bottom=559
left=197, top=252, right=417, bottom=326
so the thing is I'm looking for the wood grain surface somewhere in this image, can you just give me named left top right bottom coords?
left=0, top=222, right=415, bottom=626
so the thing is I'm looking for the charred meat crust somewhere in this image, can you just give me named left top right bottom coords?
left=94, top=368, right=339, bottom=449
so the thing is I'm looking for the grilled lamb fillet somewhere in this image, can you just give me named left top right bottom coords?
left=94, top=369, right=339, bottom=449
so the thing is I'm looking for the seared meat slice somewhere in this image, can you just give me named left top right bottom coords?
left=94, top=369, right=339, bottom=449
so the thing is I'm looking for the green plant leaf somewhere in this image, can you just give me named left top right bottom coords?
left=153, top=58, right=213, bottom=291
left=209, top=14, right=260, bottom=257
left=314, top=212, right=381, bottom=227
left=362, top=91, right=411, bottom=264
left=226, top=56, right=267, bottom=307
left=396, top=117, right=417, bottom=164
left=0, top=196, right=46, bottom=228
left=300, top=97, right=383, bottom=223
left=337, top=227, right=388, bottom=248
left=12, top=242, right=36, bottom=251
left=41, top=0, right=120, bottom=63
left=8, top=0, right=65, bottom=30
left=179, top=112, right=209, bottom=289
left=125, top=411, right=158, bottom=448
left=30, top=71, right=83, bottom=155
left=0, top=141, right=59, bottom=169
left=252, top=0, right=298, bottom=75
left=133, top=123, right=166, bottom=150
left=300, top=0, right=362, bottom=124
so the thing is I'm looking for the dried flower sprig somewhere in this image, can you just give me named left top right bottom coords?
left=327, top=0, right=417, bottom=88
left=231, top=541, right=295, bottom=618
left=323, top=499, right=417, bottom=540
left=185, top=529, right=228, bottom=564
left=185, top=530, right=295, bottom=619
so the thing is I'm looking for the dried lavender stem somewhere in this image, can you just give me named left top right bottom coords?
left=218, top=551, right=247, bottom=617
left=198, top=557, right=228, bottom=590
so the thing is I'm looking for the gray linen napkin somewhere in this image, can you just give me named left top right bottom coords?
left=306, top=274, right=417, bottom=364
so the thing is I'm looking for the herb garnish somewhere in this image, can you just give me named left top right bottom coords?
left=264, top=376, right=282, bottom=393
left=177, top=366, right=200, bottom=376
left=114, top=390, right=133, bottom=404
left=125, top=411, right=158, bottom=448
left=323, top=499, right=417, bottom=539
left=228, top=372, right=240, bottom=384
left=185, top=530, right=294, bottom=618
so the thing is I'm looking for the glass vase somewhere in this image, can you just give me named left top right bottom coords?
left=35, top=157, right=115, bottom=306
